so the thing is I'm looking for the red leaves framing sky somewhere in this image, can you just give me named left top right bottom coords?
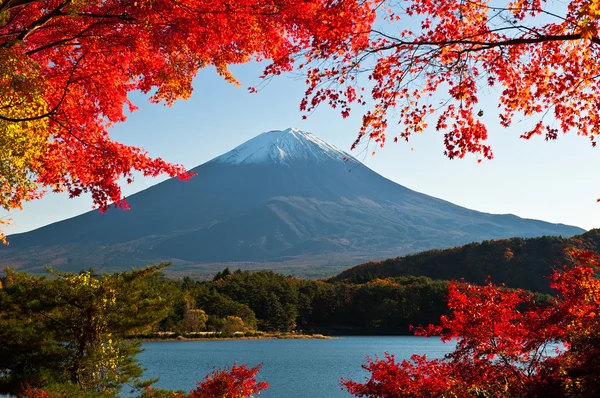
left=290, top=0, right=600, bottom=160
left=0, top=0, right=374, bottom=217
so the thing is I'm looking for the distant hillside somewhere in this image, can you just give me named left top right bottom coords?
left=330, top=229, right=600, bottom=294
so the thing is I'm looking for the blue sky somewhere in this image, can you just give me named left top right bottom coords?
left=2, top=61, right=599, bottom=235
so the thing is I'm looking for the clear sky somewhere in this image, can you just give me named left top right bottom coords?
left=1, top=61, right=599, bottom=235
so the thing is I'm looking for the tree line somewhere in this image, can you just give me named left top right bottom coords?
left=162, top=269, right=452, bottom=336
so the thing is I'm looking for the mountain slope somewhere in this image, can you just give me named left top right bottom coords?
left=330, top=229, right=600, bottom=294
left=0, top=128, right=585, bottom=275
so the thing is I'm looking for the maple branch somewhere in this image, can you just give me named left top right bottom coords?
left=0, top=0, right=39, bottom=14
left=3, top=4, right=74, bottom=49
left=465, top=1, right=578, bottom=26
left=1, top=0, right=130, bottom=50
left=26, top=21, right=102, bottom=55
left=372, top=31, right=600, bottom=53
left=48, top=115, right=104, bottom=154
left=0, top=49, right=85, bottom=122
left=0, top=4, right=28, bottom=33
left=526, top=341, right=549, bottom=379
left=76, top=12, right=136, bottom=21
left=17, top=1, right=69, bottom=42
left=0, top=105, right=58, bottom=123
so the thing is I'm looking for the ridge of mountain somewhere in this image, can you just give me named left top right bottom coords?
left=0, top=128, right=585, bottom=276
left=212, top=127, right=355, bottom=166
left=329, top=229, right=600, bottom=294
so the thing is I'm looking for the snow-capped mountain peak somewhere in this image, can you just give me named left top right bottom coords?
left=213, top=128, right=355, bottom=165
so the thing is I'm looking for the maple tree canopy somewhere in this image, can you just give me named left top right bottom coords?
left=0, top=0, right=375, bottom=239
left=289, top=0, right=600, bottom=159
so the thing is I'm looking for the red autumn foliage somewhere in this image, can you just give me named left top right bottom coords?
left=18, top=386, right=49, bottom=398
left=0, top=0, right=374, bottom=214
left=284, top=1, right=600, bottom=157
left=189, top=363, right=268, bottom=398
left=343, top=249, right=600, bottom=397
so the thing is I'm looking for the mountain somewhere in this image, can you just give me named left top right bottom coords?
left=0, top=128, right=585, bottom=276
left=329, top=229, right=600, bottom=294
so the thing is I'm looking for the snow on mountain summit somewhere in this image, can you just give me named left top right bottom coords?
left=213, top=128, right=356, bottom=165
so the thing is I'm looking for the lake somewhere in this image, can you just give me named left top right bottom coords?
left=139, top=336, right=456, bottom=397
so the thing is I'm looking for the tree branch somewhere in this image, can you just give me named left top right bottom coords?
left=0, top=0, right=40, bottom=14
left=369, top=31, right=600, bottom=54
left=0, top=49, right=86, bottom=122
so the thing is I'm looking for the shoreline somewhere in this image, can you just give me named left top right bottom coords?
left=132, top=333, right=332, bottom=342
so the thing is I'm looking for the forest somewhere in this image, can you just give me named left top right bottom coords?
left=333, top=229, right=600, bottom=294
left=160, top=269, right=452, bottom=336
left=165, top=230, right=598, bottom=337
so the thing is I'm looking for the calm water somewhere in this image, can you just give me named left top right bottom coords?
left=139, top=336, right=456, bottom=397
